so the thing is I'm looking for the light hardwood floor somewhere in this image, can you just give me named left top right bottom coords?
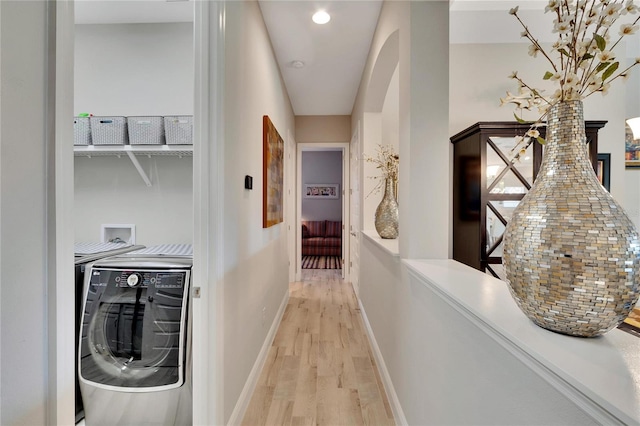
left=241, top=269, right=395, bottom=426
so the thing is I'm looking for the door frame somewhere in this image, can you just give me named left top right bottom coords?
left=53, top=2, right=222, bottom=423
left=296, top=142, right=350, bottom=281
left=50, top=1, right=76, bottom=423
left=349, top=123, right=362, bottom=295
left=286, top=130, right=297, bottom=282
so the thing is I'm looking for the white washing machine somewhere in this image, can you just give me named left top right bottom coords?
left=78, top=245, right=193, bottom=426
left=74, top=242, right=145, bottom=423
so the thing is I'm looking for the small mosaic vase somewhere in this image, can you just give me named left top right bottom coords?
left=503, top=100, right=640, bottom=337
left=375, top=178, right=399, bottom=239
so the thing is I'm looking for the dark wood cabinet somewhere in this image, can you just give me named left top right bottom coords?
left=450, top=121, right=606, bottom=279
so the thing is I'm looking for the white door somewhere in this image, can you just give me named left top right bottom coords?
left=341, top=148, right=348, bottom=280
left=349, top=126, right=361, bottom=294
left=286, top=131, right=296, bottom=282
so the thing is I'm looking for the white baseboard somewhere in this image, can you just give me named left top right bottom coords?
left=226, top=290, right=290, bottom=426
left=359, top=298, right=408, bottom=426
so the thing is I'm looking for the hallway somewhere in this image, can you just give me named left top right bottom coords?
left=241, top=269, right=395, bottom=426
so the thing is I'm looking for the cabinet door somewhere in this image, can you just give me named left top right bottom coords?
left=484, top=136, right=534, bottom=279
left=485, top=136, right=534, bottom=195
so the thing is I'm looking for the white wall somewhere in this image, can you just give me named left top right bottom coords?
left=1, top=2, right=53, bottom=424
left=359, top=240, right=602, bottom=425
left=222, top=1, right=295, bottom=422
left=74, top=23, right=193, bottom=245
left=363, top=64, right=400, bottom=231
left=74, top=23, right=193, bottom=116
left=381, top=65, right=399, bottom=155
left=301, top=151, right=342, bottom=221
left=74, top=156, right=193, bottom=245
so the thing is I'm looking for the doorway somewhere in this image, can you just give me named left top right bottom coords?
left=70, top=1, right=201, bottom=424
left=296, top=143, right=350, bottom=281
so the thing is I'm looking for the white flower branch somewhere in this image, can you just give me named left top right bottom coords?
left=364, top=144, right=399, bottom=198
left=502, top=0, right=640, bottom=158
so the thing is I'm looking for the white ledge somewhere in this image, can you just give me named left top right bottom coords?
left=403, top=259, right=640, bottom=425
left=362, top=230, right=400, bottom=257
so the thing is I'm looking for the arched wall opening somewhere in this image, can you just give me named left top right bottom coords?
left=362, top=30, right=400, bottom=232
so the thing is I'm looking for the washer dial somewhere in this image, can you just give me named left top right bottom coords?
left=126, top=273, right=142, bottom=287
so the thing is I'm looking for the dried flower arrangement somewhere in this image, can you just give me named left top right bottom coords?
left=364, top=144, right=399, bottom=197
left=501, top=0, right=640, bottom=158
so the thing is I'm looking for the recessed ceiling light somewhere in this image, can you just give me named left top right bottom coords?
left=312, top=10, right=330, bottom=25
left=290, top=60, right=305, bottom=69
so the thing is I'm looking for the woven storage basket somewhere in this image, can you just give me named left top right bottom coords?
left=164, top=115, right=193, bottom=145
left=128, top=116, right=165, bottom=145
left=73, top=117, right=91, bottom=145
left=90, top=116, right=128, bottom=145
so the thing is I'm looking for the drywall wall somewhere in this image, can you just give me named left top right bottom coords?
left=222, top=1, right=295, bottom=421
left=73, top=23, right=194, bottom=245
left=363, top=64, right=400, bottom=232
left=359, top=240, right=601, bottom=425
left=301, top=151, right=343, bottom=221
left=295, top=115, right=350, bottom=142
left=381, top=65, right=400, bottom=154
left=74, top=23, right=193, bottom=116
left=74, top=156, right=193, bottom=245
left=1, top=2, right=51, bottom=424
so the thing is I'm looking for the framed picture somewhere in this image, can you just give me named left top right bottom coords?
left=263, top=115, right=284, bottom=228
left=304, top=183, right=340, bottom=199
left=597, top=153, right=611, bottom=192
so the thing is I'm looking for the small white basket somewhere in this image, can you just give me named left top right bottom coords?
left=74, top=117, right=91, bottom=145
left=90, top=116, right=128, bottom=145
left=164, top=116, right=193, bottom=145
left=128, top=116, right=165, bottom=145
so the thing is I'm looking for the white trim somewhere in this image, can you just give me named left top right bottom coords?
left=0, top=1, right=3, bottom=420
left=348, top=123, right=361, bottom=295
left=192, top=1, right=225, bottom=424
left=226, top=290, right=290, bottom=426
left=52, top=1, right=76, bottom=424
left=358, top=298, right=407, bottom=426
left=342, top=146, right=350, bottom=282
left=286, top=129, right=297, bottom=282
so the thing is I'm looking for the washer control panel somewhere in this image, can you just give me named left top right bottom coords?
left=91, top=269, right=186, bottom=290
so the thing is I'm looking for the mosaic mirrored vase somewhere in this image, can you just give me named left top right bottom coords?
left=375, top=178, right=399, bottom=239
left=503, top=100, right=640, bottom=337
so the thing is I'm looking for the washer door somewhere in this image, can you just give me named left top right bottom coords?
left=79, top=268, right=189, bottom=391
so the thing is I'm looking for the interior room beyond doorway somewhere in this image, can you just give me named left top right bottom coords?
left=301, top=149, right=344, bottom=271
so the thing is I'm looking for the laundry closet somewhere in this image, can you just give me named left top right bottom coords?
left=74, top=8, right=194, bottom=246
left=73, top=4, right=195, bottom=424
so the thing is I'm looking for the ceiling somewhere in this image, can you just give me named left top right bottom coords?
left=74, top=0, right=639, bottom=117
left=258, top=1, right=382, bottom=116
